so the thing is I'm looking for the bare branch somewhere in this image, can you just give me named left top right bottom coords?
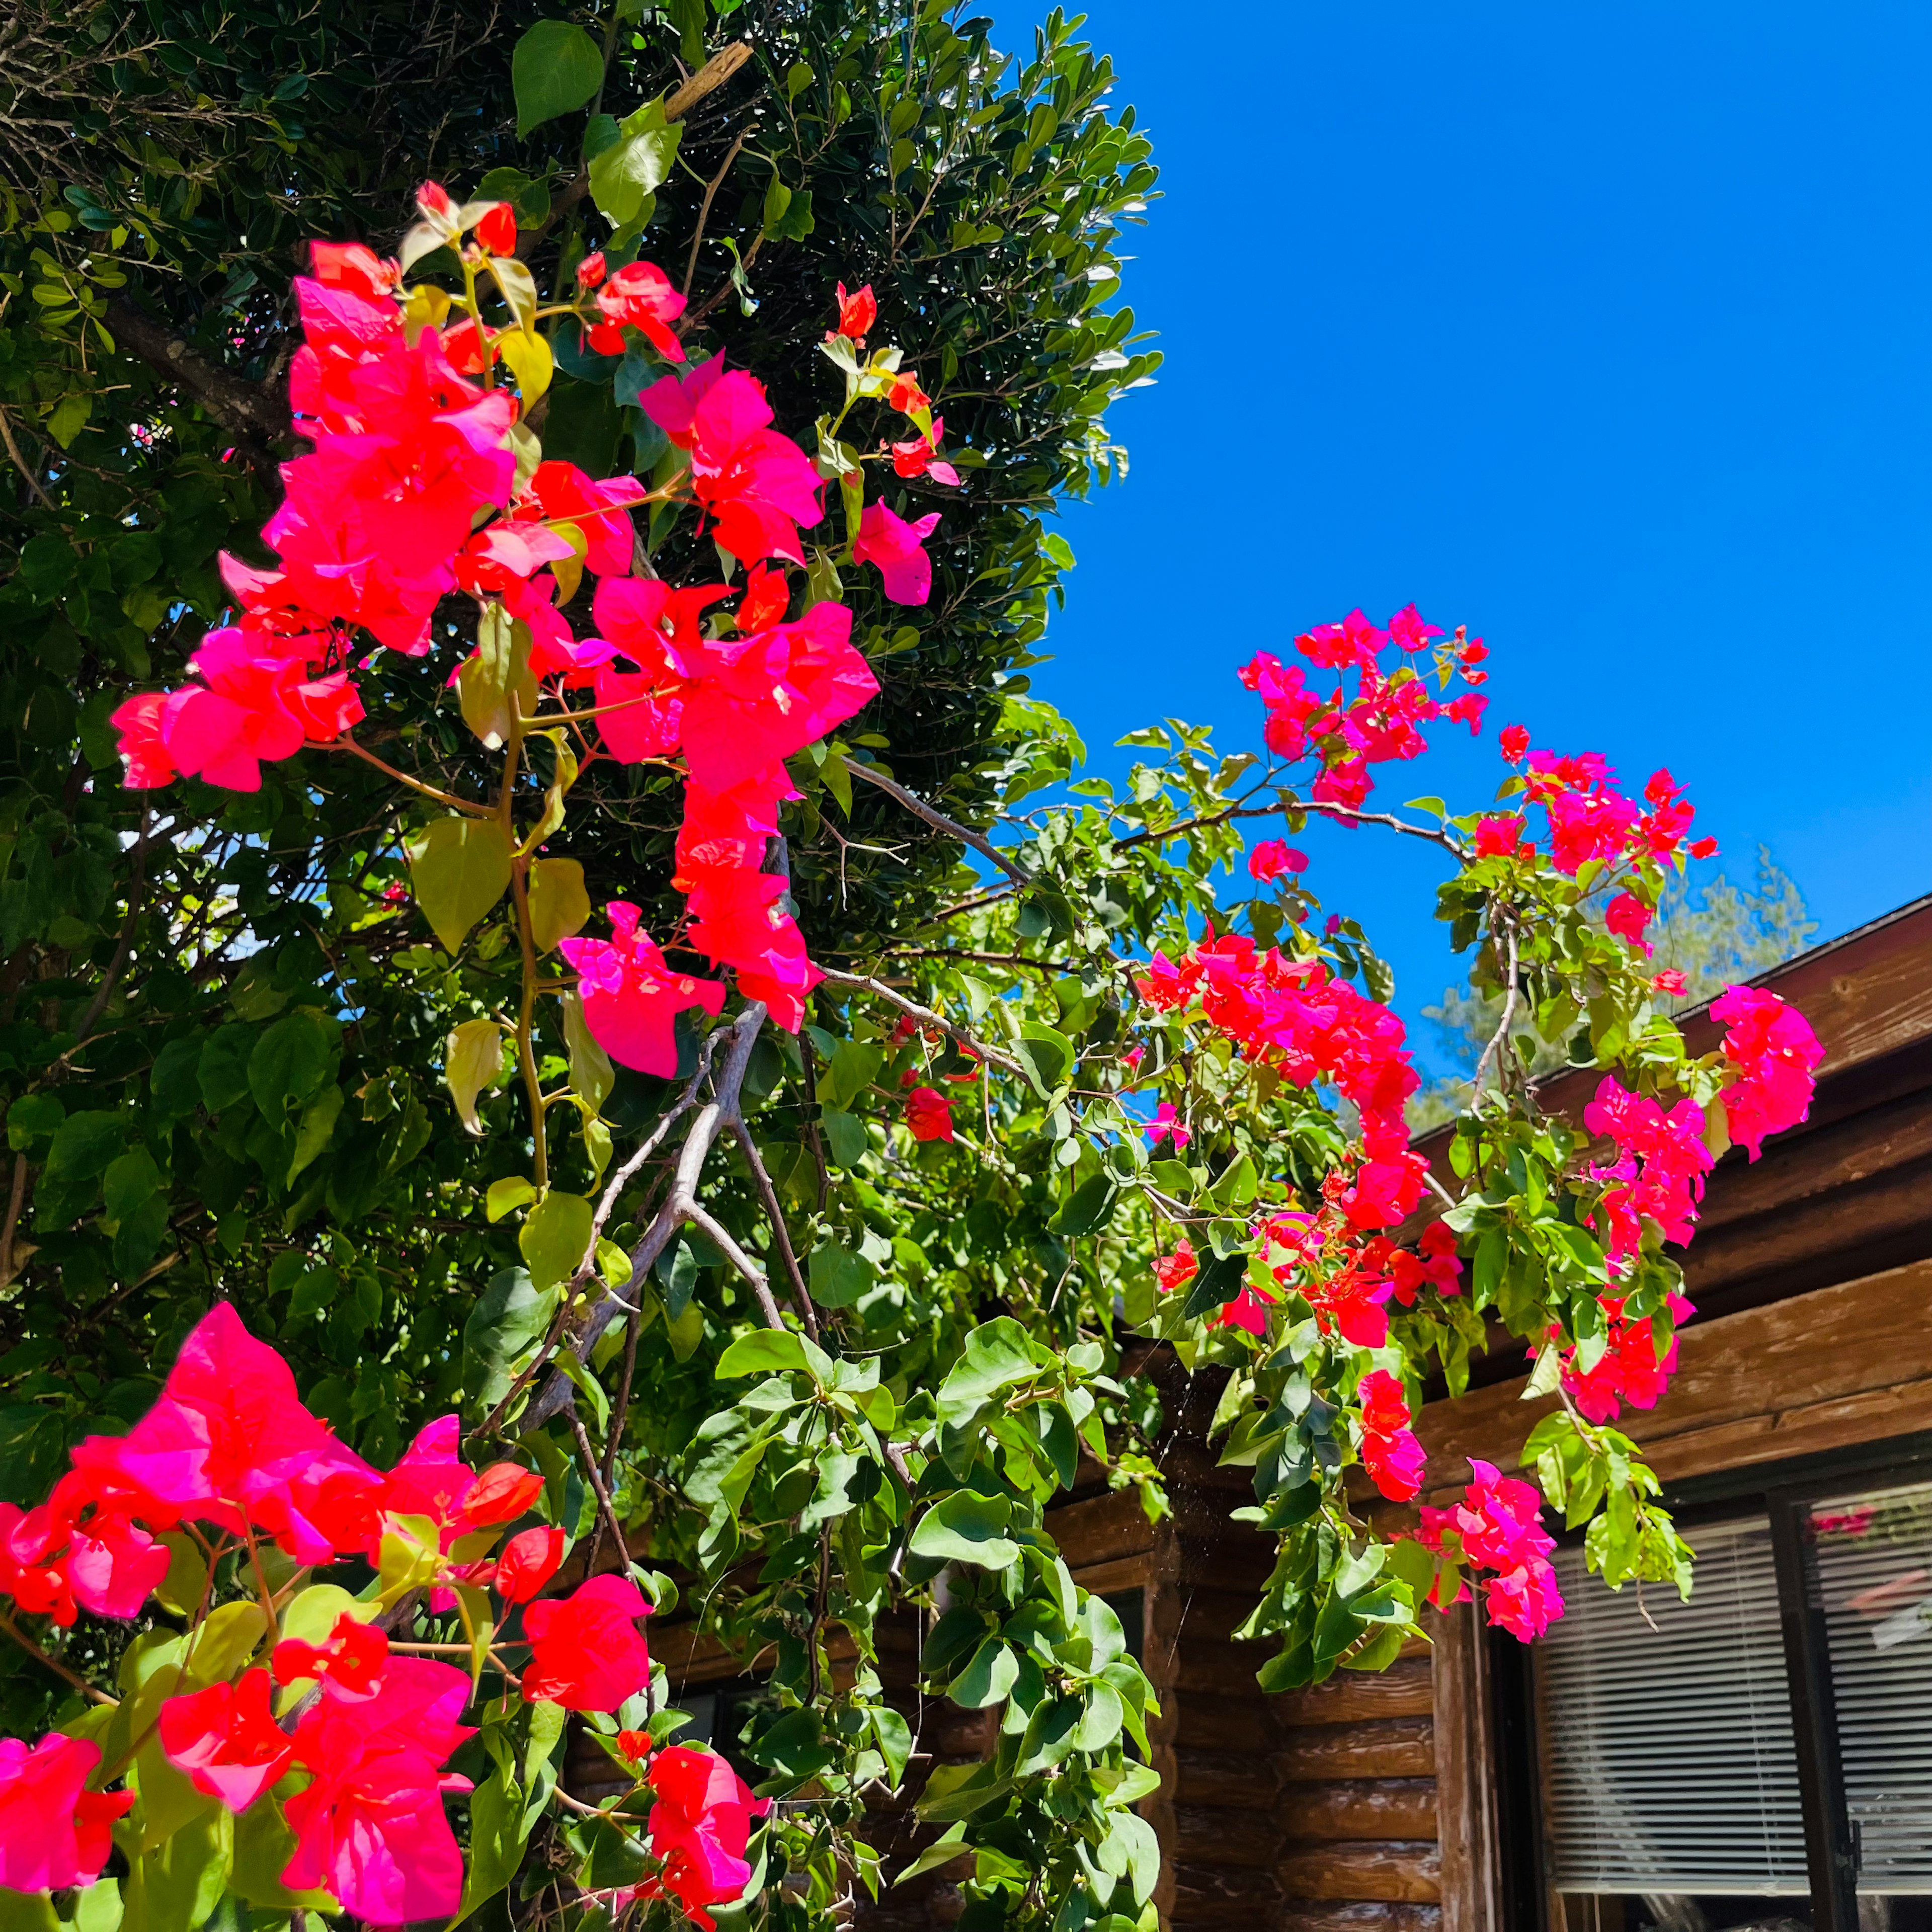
left=816, top=968, right=1026, bottom=1077
left=842, top=757, right=1034, bottom=888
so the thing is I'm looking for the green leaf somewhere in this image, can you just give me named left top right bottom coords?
left=248, top=1010, right=337, bottom=1115
left=589, top=100, right=683, bottom=229
left=1052, top=1171, right=1116, bottom=1237
left=716, top=1329, right=815, bottom=1381
left=7, top=1092, right=63, bottom=1152
left=937, top=1318, right=1046, bottom=1430
left=487, top=1176, right=538, bottom=1223
left=519, top=1191, right=593, bottom=1293
left=562, top=992, right=614, bottom=1112
left=512, top=20, right=605, bottom=136
left=528, top=855, right=591, bottom=952
left=463, top=1266, right=557, bottom=1411
left=44, top=1108, right=125, bottom=1185
left=909, top=1491, right=1019, bottom=1570
left=950, top=1635, right=1019, bottom=1708
left=197, top=1024, right=255, bottom=1113
left=807, top=1241, right=874, bottom=1309
left=407, top=818, right=513, bottom=955
left=1015, top=1021, right=1075, bottom=1097
left=181, top=1601, right=267, bottom=1690
left=230, top=1795, right=330, bottom=1909
left=286, top=1084, right=343, bottom=1186
left=458, top=604, right=537, bottom=750
left=445, top=1017, right=507, bottom=1135
left=102, top=1145, right=161, bottom=1227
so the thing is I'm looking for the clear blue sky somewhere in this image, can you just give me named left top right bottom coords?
left=1016, top=3, right=1932, bottom=1042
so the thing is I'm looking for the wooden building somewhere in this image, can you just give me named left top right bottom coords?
left=617, top=893, right=1932, bottom=1932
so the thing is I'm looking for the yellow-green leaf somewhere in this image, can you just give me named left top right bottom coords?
left=519, top=1189, right=593, bottom=1292
left=445, top=1017, right=508, bottom=1135
left=497, top=325, right=553, bottom=404
left=528, top=856, right=591, bottom=951
left=459, top=602, right=537, bottom=750
left=562, top=992, right=613, bottom=1111
left=407, top=818, right=513, bottom=954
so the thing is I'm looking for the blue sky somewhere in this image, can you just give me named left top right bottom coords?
left=1017, top=3, right=1932, bottom=1042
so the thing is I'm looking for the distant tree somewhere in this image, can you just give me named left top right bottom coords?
left=1409, top=851, right=1816, bottom=1130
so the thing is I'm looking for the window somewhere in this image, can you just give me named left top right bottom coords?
left=1520, top=1457, right=1932, bottom=1932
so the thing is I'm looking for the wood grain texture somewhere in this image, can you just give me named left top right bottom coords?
left=1418, top=1256, right=1932, bottom=1492
left=1431, top=1606, right=1501, bottom=1932
left=1275, top=1718, right=1435, bottom=1781
left=1279, top=1779, right=1438, bottom=1842
left=1279, top=1905, right=1444, bottom=1932
left=1049, top=1487, right=1162, bottom=1569
left=1270, top=1656, right=1435, bottom=1727
left=1176, top=1806, right=1289, bottom=1867
left=1169, top=1691, right=1274, bottom=1753
left=1173, top=1745, right=1284, bottom=1809
left=1277, top=1840, right=1442, bottom=1903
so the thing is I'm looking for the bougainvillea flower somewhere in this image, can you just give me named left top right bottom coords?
left=677, top=601, right=880, bottom=794
left=1356, top=1369, right=1426, bottom=1502
left=1214, top=1278, right=1279, bottom=1338
left=511, top=460, right=644, bottom=580
left=69, top=1302, right=383, bottom=1565
left=522, top=1574, right=653, bottom=1711
left=464, top=1461, right=545, bottom=1526
left=577, top=251, right=607, bottom=289
left=0, top=1734, right=133, bottom=1892
left=1144, top=1101, right=1190, bottom=1149
left=454, top=522, right=580, bottom=597
left=62, top=1505, right=172, bottom=1618
left=1651, top=968, right=1688, bottom=996
left=851, top=501, right=941, bottom=605
left=129, top=629, right=365, bottom=792
left=887, top=370, right=931, bottom=419
left=1711, top=984, right=1823, bottom=1159
left=1387, top=1220, right=1463, bottom=1307
left=642, top=1746, right=772, bottom=1931
left=641, top=359, right=824, bottom=566
left=904, top=1086, right=954, bottom=1143
left=109, top=691, right=176, bottom=789
left=283, top=1658, right=475, bottom=1925
left=558, top=902, right=727, bottom=1076
left=1152, top=1240, right=1197, bottom=1293
left=308, top=240, right=400, bottom=302
left=1474, top=815, right=1527, bottom=859
left=678, top=861, right=822, bottom=1032
left=1498, top=724, right=1530, bottom=762
left=1417, top=1459, right=1563, bottom=1640
left=886, top=420, right=960, bottom=486
left=274, top=1611, right=389, bottom=1699
left=1247, top=840, right=1308, bottom=882
left=473, top=202, right=516, bottom=255
left=834, top=282, right=877, bottom=338
left=494, top=1526, right=567, bottom=1605
left=1604, top=891, right=1653, bottom=954
left=159, top=1668, right=297, bottom=1811
left=587, top=259, right=687, bottom=360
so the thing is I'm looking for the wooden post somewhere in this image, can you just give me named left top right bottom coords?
left=1432, top=1605, right=1501, bottom=1932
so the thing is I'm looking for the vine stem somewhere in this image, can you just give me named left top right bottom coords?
left=332, top=737, right=490, bottom=816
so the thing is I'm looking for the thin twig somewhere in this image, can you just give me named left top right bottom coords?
left=0, top=1157, right=28, bottom=1291
left=842, top=757, right=1034, bottom=888
left=1471, top=916, right=1521, bottom=1101
left=331, top=737, right=491, bottom=816
left=572, top=1407, right=632, bottom=1581
left=0, top=1611, right=116, bottom=1704
left=815, top=968, right=1026, bottom=1076
left=0, top=406, right=54, bottom=508
left=728, top=1118, right=819, bottom=1340
left=682, top=130, right=749, bottom=299
left=684, top=1201, right=787, bottom=1331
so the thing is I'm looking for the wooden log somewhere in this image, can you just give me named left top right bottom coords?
left=1417, top=1256, right=1932, bottom=1488
left=1277, top=1840, right=1442, bottom=1903
left=1171, top=1745, right=1284, bottom=1809
left=1279, top=1779, right=1438, bottom=1842
left=1171, top=1637, right=1277, bottom=1696
left=1279, top=1904, right=1443, bottom=1932
left=1169, top=1692, right=1274, bottom=1753
left=1269, top=1656, right=1435, bottom=1728
left=1149, top=1585, right=1268, bottom=1648
left=1276, top=1718, right=1435, bottom=1781
left=1168, top=1860, right=1279, bottom=1922
left=1175, top=1806, right=1287, bottom=1868
left=1047, top=1488, right=1161, bottom=1569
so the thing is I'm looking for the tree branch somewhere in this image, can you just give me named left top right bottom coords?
left=842, top=757, right=1034, bottom=888
left=522, top=1003, right=768, bottom=1430
left=815, top=968, right=1026, bottom=1077
left=106, top=297, right=291, bottom=463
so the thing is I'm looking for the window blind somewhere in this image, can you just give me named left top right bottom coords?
left=1539, top=1516, right=1810, bottom=1896
left=1807, top=1481, right=1932, bottom=1896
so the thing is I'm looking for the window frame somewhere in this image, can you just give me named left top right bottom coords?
left=1496, top=1428, right=1932, bottom=1932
